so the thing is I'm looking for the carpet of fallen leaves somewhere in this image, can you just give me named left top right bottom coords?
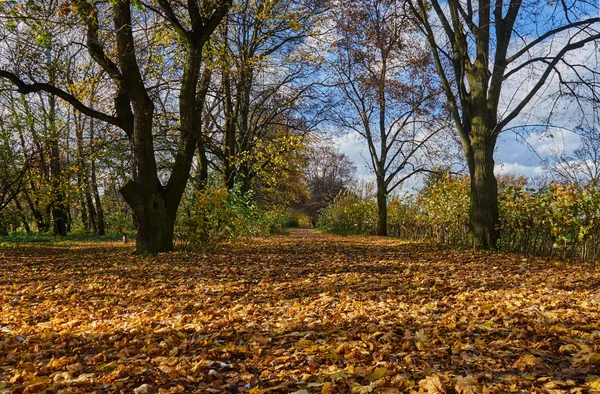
left=1, top=229, right=600, bottom=394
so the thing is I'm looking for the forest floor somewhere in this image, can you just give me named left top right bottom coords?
left=1, top=229, right=600, bottom=394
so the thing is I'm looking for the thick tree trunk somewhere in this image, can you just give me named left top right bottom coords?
left=91, top=167, right=105, bottom=235
left=196, top=145, right=209, bottom=188
left=469, top=134, right=499, bottom=249
left=85, top=190, right=98, bottom=233
left=376, top=178, right=387, bottom=236
left=121, top=180, right=174, bottom=253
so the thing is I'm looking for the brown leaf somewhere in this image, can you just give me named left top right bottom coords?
left=513, top=354, right=542, bottom=371
left=419, top=375, right=446, bottom=394
left=455, top=376, right=479, bottom=394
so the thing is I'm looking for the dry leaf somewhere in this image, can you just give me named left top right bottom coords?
left=419, top=375, right=446, bottom=394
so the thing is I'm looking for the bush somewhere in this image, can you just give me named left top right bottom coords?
left=417, top=173, right=470, bottom=244
left=387, top=196, right=423, bottom=239
left=316, top=190, right=378, bottom=235
left=284, top=211, right=313, bottom=228
left=317, top=172, right=600, bottom=262
left=499, top=181, right=600, bottom=261
left=178, top=183, right=285, bottom=248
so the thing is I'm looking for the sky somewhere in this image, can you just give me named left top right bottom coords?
left=331, top=124, right=588, bottom=193
left=328, top=1, right=599, bottom=193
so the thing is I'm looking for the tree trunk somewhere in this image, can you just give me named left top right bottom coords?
left=17, top=117, right=49, bottom=232
left=223, top=75, right=237, bottom=190
left=85, top=190, right=98, bottom=233
left=0, top=217, right=8, bottom=236
left=46, top=47, right=68, bottom=236
left=196, top=144, right=209, bottom=188
left=75, top=112, right=92, bottom=232
left=469, top=133, right=499, bottom=249
left=376, top=177, right=387, bottom=236
left=23, top=190, right=48, bottom=232
left=14, top=199, right=31, bottom=233
left=121, top=180, right=174, bottom=253
left=91, top=164, right=105, bottom=235
left=88, top=118, right=104, bottom=235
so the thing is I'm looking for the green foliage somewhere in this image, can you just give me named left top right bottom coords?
left=318, top=174, right=469, bottom=242
left=416, top=173, right=470, bottom=244
left=318, top=172, right=600, bottom=262
left=283, top=210, right=313, bottom=228
left=178, top=183, right=285, bottom=248
left=316, top=190, right=378, bottom=235
left=386, top=196, right=422, bottom=239
left=101, top=191, right=135, bottom=234
left=499, top=181, right=600, bottom=260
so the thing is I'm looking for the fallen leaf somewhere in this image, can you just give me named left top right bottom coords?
left=419, top=375, right=446, bottom=394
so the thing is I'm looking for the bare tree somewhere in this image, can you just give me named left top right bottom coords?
left=546, top=129, right=600, bottom=187
left=407, top=0, right=600, bottom=248
left=302, top=144, right=356, bottom=222
left=331, top=0, right=447, bottom=236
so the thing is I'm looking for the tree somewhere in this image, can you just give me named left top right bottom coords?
left=407, top=0, right=600, bottom=248
left=0, top=112, right=28, bottom=213
left=0, top=2, right=73, bottom=235
left=0, top=0, right=230, bottom=252
left=546, top=129, right=600, bottom=188
left=206, top=0, right=328, bottom=191
left=301, top=144, right=356, bottom=222
left=330, top=0, right=446, bottom=236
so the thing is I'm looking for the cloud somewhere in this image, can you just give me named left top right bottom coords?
left=330, top=131, right=372, bottom=175
left=494, top=162, right=545, bottom=178
left=524, top=128, right=582, bottom=155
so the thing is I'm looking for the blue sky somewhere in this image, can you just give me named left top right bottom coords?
left=332, top=126, right=586, bottom=192
left=327, top=0, right=599, bottom=193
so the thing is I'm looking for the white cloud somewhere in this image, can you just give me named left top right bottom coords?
left=330, top=131, right=372, bottom=175
left=524, top=128, right=582, bottom=155
left=494, top=162, right=545, bottom=178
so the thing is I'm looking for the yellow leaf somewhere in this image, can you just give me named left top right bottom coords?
left=366, top=367, right=387, bottom=382
left=513, top=354, right=542, bottom=371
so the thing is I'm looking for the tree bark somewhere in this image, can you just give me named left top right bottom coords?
left=121, top=180, right=173, bottom=253
left=75, top=112, right=91, bottom=231
left=46, top=48, right=68, bottom=236
left=14, top=198, right=31, bottom=233
left=88, top=117, right=103, bottom=235
left=469, top=134, right=499, bottom=249
left=376, top=177, right=387, bottom=236
left=90, top=157, right=105, bottom=235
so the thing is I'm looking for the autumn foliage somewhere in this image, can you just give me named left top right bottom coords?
left=318, top=175, right=600, bottom=263
left=2, top=231, right=600, bottom=393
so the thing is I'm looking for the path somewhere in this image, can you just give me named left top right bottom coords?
left=1, top=230, right=599, bottom=393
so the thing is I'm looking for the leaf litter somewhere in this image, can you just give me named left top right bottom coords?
left=1, top=230, right=599, bottom=393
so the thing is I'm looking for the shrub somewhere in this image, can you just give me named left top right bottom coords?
left=317, top=172, right=600, bottom=262
left=178, top=183, right=284, bottom=248
left=499, top=181, right=600, bottom=261
left=316, top=190, right=378, bottom=235
left=417, top=173, right=470, bottom=244
left=284, top=211, right=313, bottom=228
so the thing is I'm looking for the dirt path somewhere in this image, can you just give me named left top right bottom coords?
left=1, top=230, right=599, bottom=393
